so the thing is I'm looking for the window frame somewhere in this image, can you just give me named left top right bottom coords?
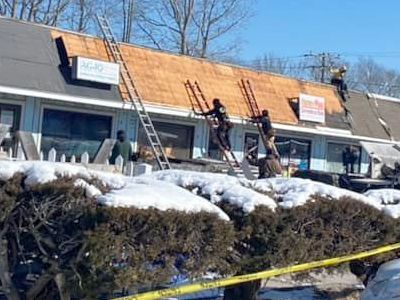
left=326, top=141, right=362, bottom=174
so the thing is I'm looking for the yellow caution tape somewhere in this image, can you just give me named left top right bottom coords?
left=117, top=242, right=400, bottom=300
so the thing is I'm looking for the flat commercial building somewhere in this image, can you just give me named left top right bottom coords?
left=0, top=17, right=399, bottom=174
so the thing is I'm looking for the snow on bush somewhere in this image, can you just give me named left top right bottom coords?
left=1, top=161, right=400, bottom=219
left=364, top=189, right=400, bottom=218
left=0, top=161, right=229, bottom=221
left=147, top=170, right=277, bottom=212
left=252, top=177, right=382, bottom=210
left=97, top=177, right=230, bottom=221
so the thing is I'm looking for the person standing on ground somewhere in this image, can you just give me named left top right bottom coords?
left=258, top=135, right=282, bottom=179
left=109, top=130, right=133, bottom=166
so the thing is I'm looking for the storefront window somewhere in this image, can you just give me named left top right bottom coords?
left=327, top=143, right=361, bottom=174
left=275, top=137, right=311, bottom=171
left=244, top=132, right=259, bottom=165
left=208, top=128, right=221, bottom=160
left=41, top=109, right=112, bottom=161
left=138, top=121, right=194, bottom=159
left=0, top=104, right=21, bottom=155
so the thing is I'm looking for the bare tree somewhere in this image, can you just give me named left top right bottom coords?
left=0, top=0, right=71, bottom=26
left=347, top=57, right=400, bottom=97
left=122, top=0, right=135, bottom=42
left=135, top=0, right=253, bottom=58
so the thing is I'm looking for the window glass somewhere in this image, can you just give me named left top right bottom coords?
left=327, top=143, right=361, bottom=174
left=0, top=104, right=21, bottom=155
left=41, top=109, right=112, bottom=161
left=138, top=121, right=194, bottom=159
left=275, top=136, right=311, bottom=171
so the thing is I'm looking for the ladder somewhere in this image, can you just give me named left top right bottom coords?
left=184, top=80, right=241, bottom=171
left=96, top=15, right=171, bottom=170
left=239, top=79, right=280, bottom=157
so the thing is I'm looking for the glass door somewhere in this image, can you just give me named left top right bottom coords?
left=0, top=104, right=21, bottom=154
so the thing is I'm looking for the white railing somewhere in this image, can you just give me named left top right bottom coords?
left=3, top=147, right=152, bottom=177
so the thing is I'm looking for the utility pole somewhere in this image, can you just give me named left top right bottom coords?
left=304, top=52, right=340, bottom=83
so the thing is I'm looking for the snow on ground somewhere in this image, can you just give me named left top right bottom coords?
left=146, top=170, right=277, bottom=212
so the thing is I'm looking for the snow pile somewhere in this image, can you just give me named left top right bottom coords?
left=97, top=177, right=229, bottom=220
left=364, top=189, right=400, bottom=218
left=252, top=177, right=382, bottom=210
left=0, top=161, right=229, bottom=221
left=74, top=178, right=102, bottom=198
left=147, top=170, right=277, bottom=213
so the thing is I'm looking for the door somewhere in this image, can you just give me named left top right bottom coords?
left=0, top=104, right=21, bottom=154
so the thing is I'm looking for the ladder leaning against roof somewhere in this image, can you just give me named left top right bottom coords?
left=184, top=79, right=241, bottom=172
left=96, top=15, right=171, bottom=170
left=239, top=78, right=279, bottom=156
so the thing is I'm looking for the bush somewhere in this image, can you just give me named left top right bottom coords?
left=0, top=175, right=235, bottom=300
left=220, top=196, right=400, bottom=299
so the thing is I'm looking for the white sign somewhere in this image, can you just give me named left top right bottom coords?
left=72, top=57, right=120, bottom=85
left=299, top=93, right=325, bottom=123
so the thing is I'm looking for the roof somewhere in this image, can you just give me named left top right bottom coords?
left=344, top=91, right=391, bottom=140
left=49, top=26, right=349, bottom=128
left=0, top=17, right=121, bottom=102
left=371, top=94, right=400, bottom=141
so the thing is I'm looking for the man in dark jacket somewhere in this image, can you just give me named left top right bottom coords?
left=199, top=98, right=233, bottom=150
left=250, top=109, right=275, bottom=138
left=109, top=130, right=132, bottom=166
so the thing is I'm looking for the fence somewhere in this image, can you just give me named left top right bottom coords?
left=1, top=146, right=152, bottom=177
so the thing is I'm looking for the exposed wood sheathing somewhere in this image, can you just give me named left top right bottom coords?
left=51, top=30, right=344, bottom=126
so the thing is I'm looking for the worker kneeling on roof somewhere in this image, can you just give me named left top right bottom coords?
left=197, top=98, right=233, bottom=151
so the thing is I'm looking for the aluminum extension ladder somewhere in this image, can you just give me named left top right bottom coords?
left=184, top=80, right=241, bottom=173
left=239, top=78, right=279, bottom=155
left=96, top=15, right=171, bottom=170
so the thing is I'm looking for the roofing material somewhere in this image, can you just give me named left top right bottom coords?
left=50, top=28, right=348, bottom=128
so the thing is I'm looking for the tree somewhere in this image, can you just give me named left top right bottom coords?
left=347, top=57, right=400, bottom=97
left=135, top=0, right=253, bottom=58
left=0, top=0, right=71, bottom=26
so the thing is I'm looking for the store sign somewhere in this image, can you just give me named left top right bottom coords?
left=299, top=93, right=325, bottom=123
left=72, top=57, right=120, bottom=85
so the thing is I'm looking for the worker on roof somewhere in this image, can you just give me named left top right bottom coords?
left=330, top=65, right=349, bottom=100
left=249, top=109, right=275, bottom=139
left=197, top=98, right=234, bottom=151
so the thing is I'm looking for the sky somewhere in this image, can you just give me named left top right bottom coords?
left=238, top=0, right=400, bottom=70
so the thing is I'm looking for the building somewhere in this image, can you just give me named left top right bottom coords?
left=0, top=17, right=399, bottom=174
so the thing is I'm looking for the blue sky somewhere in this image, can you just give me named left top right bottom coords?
left=238, top=0, right=400, bottom=70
